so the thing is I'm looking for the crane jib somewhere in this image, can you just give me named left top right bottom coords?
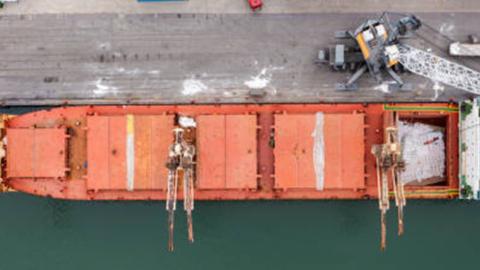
left=397, top=44, right=480, bottom=94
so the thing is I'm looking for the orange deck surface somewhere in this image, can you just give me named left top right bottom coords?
left=274, top=113, right=365, bottom=190
left=275, top=114, right=317, bottom=189
left=197, top=115, right=257, bottom=190
left=2, top=104, right=459, bottom=200
left=87, top=115, right=173, bottom=191
left=323, top=114, right=365, bottom=189
left=6, top=128, right=67, bottom=178
left=274, top=114, right=365, bottom=189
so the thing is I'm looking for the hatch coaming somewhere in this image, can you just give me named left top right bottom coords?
left=1, top=104, right=460, bottom=200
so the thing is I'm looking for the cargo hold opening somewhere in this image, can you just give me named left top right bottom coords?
left=398, top=114, right=448, bottom=186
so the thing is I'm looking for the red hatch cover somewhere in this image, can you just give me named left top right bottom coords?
left=274, top=113, right=365, bottom=190
left=86, top=115, right=173, bottom=191
left=196, top=115, right=258, bottom=190
left=6, top=128, right=67, bottom=178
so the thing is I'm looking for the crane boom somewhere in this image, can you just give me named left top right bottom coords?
left=398, top=44, right=480, bottom=94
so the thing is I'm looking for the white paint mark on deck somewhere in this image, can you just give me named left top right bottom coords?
left=244, top=69, right=270, bottom=89
left=312, top=113, right=325, bottom=191
left=126, top=115, right=135, bottom=191
left=93, top=78, right=118, bottom=96
left=439, top=23, right=455, bottom=35
left=182, top=79, right=209, bottom=96
left=148, top=70, right=161, bottom=75
left=244, top=66, right=284, bottom=90
left=374, top=81, right=394, bottom=93
left=98, top=42, right=111, bottom=51
left=432, top=81, right=445, bottom=101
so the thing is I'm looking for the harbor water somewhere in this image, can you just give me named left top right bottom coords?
left=0, top=193, right=477, bottom=270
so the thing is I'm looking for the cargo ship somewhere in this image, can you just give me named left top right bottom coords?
left=1, top=102, right=477, bottom=250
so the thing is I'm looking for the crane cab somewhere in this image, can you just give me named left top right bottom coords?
left=355, top=21, right=400, bottom=67
left=355, top=21, right=388, bottom=60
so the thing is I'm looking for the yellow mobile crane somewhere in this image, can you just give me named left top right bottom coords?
left=317, top=13, right=480, bottom=93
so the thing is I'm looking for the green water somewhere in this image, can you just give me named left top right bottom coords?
left=0, top=194, right=477, bottom=270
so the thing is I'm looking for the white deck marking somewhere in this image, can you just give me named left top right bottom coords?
left=126, top=115, right=135, bottom=191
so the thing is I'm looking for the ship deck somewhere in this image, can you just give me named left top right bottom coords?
left=3, top=103, right=459, bottom=200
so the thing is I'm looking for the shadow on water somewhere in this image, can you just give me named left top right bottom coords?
left=0, top=193, right=478, bottom=270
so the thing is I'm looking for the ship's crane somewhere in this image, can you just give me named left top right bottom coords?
left=165, top=128, right=196, bottom=252
left=317, top=12, right=480, bottom=93
left=371, top=112, right=406, bottom=251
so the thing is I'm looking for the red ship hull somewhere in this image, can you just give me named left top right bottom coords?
left=2, top=103, right=459, bottom=200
